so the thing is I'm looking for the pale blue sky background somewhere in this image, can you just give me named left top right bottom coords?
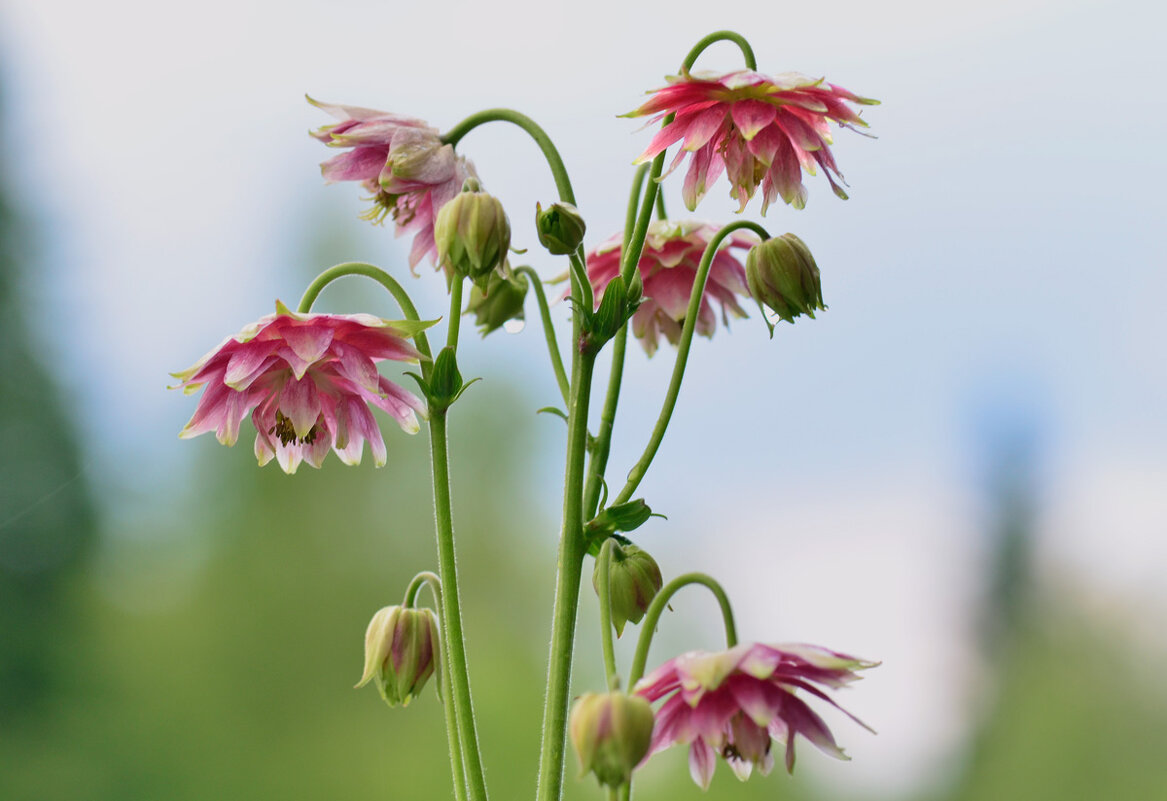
left=2, top=0, right=1165, bottom=796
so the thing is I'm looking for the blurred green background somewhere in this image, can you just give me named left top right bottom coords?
left=3, top=1, right=1167, bottom=799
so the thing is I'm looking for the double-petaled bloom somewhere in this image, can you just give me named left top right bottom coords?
left=634, top=643, right=876, bottom=788
left=172, top=302, right=427, bottom=474
left=310, top=97, right=477, bottom=270
left=586, top=220, right=755, bottom=356
left=628, top=71, right=877, bottom=213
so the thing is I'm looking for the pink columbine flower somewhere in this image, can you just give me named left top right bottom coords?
left=634, top=642, right=877, bottom=788
left=628, top=71, right=877, bottom=213
left=586, top=220, right=755, bottom=356
left=172, top=301, right=427, bottom=474
left=309, top=97, right=478, bottom=270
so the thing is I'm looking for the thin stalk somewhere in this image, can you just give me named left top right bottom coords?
left=679, top=30, right=757, bottom=72
left=628, top=572, right=738, bottom=689
left=583, top=166, right=650, bottom=517
left=429, top=411, right=489, bottom=801
left=513, top=265, right=569, bottom=405
left=596, top=539, right=620, bottom=690
left=447, top=276, right=465, bottom=349
left=568, top=251, right=594, bottom=313
left=442, top=109, right=576, bottom=206
left=297, top=261, right=432, bottom=365
left=402, top=572, right=468, bottom=801
left=535, top=347, right=597, bottom=801
left=654, top=188, right=667, bottom=221
left=612, top=220, right=769, bottom=507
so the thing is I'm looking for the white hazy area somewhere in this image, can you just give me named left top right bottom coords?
left=2, top=0, right=1165, bottom=797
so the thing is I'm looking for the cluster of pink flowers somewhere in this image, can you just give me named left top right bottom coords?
left=586, top=220, right=755, bottom=356
left=635, top=642, right=876, bottom=787
left=173, top=302, right=426, bottom=474
left=629, top=70, right=877, bottom=212
left=310, top=98, right=477, bottom=270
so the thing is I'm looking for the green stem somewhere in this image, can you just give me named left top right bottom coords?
left=620, top=155, right=664, bottom=286
left=403, top=570, right=442, bottom=608
left=583, top=166, right=650, bottom=518
left=297, top=261, right=432, bottom=365
left=429, top=412, right=489, bottom=801
left=402, top=572, right=468, bottom=801
left=654, top=188, right=668, bottom=221
left=596, top=539, right=620, bottom=690
left=535, top=347, right=597, bottom=801
left=679, top=30, right=757, bottom=72
left=612, top=220, right=769, bottom=507
left=442, top=109, right=576, bottom=206
left=628, top=573, right=738, bottom=689
left=513, top=265, right=569, bottom=405
left=447, top=276, right=465, bottom=349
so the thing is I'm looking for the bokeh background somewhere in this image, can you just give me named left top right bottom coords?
left=2, top=0, right=1165, bottom=799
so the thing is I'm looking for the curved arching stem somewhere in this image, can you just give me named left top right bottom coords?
left=680, top=30, right=757, bottom=72
left=296, top=261, right=433, bottom=365
left=612, top=220, right=769, bottom=507
left=628, top=572, right=739, bottom=689
left=442, top=109, right=577, bottom=207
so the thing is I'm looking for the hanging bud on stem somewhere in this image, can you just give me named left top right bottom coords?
left=569, top=690, right=656, bottom=788
left=745, top=233, right=826, bottom=335
left=435, top=178, right=511, bottom=289
left=593, top=541, right=663, bottom=636
left=356, top=605, right=441, bottom=708
left=465, top=268, right=528, bottom=335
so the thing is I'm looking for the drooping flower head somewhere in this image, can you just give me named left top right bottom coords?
left=628, top=71, right=877, bottom=213
left=309, top=97, right=478, bottom=270
left=634, top=642, right=877, bottom=788
left=172, top=302, right=428, bottom=474
left=586, top=220, right=755, bottom=356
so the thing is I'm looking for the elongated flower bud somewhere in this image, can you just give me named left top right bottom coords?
left=745, top=233, right=826, bottom=333
left=434, top=179, right=511, bottom=288
left=593, top=541, right=662, bottom=636
left=569, top=691, right=655, bottom=788
left=355, top=605, right=440, bottom=707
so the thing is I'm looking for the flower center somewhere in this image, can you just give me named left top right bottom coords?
left=269, top=410, right=320, bottom=446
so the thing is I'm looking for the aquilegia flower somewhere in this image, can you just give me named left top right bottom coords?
left=634, top=642, right=876, bottom=788
left=172, top=302, right=427, bottom=474
left=586, top=220, right=755, bottom=356
left=310, top=97, right=477, bottom=270
left=628, top=71, right=877, bottom=212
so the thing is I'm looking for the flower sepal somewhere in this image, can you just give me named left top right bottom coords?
left=465, top=268, right=529, bottom=336
left=406, top=346, right=479, bottom=414
left=579, top=274, right=642, bottom=354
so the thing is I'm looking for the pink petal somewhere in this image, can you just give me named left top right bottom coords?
left=279, top=377, right=322, bottom=439
left=688, top=740, right=717, bottom=789
left=320, top=147, right=389, bottom=183
left=730, top=100, right=777, bottom=141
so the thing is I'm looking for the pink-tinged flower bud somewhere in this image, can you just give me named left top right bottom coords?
left=355, top=605, right=440, bottom=708
left=592, top=542, right=662, bottom=637
left=434, top=179, right=511, bottom=288
left=569, top=691, right=655, bottom=788
left=746, top=234, right=825, bottom=334
left=535, top=201, right=587, bottom=256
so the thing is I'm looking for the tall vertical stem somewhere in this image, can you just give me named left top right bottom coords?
left=430, top=411, right=489, bottom=801
left=535, top=346, right=596, bottom=801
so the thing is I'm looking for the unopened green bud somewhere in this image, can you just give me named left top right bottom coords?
left=586, top=499, right=653, bottom=541
left=536, top=201, right=587, bottom=255
left=465, top=268, right=529, bottom=335
left=355, top=605, right=440, bottom=708
left=593, top=542, right=662, bottom=636
left=434, top=180, right=511, bottom=287
left=745, top=233, right=826, bottom=334
left=569, top=691, right=655, bottom=788
left=426, top=346, right=463, bottom=412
